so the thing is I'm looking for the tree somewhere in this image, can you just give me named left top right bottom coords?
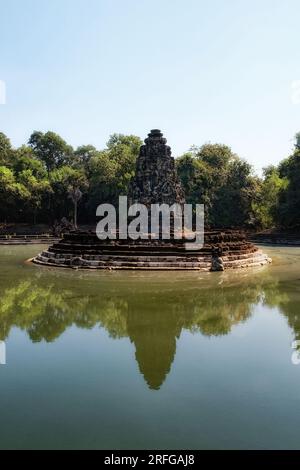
left=13, top=145, right=47, bottom=179
left=196, top=143, right=234, bottom=170
left=74, top=145, right=98, bottom=170
left=277, top=145, right=300, bottom=228
left=0, top=166, right=30, bottom=221
left=251, top=166, right=287, bottom=229
left=68, top=187, right=82, bottom=228
left=106, top=134, right=142, bottom=154
left=86, top=133, right=141, bottom=217
left=106, top=134, right=142, bottom=193
left=213, top=159, right=257, bottom=228
left=28, top=131, right=73, bottom=173
left=49, top=166, right=88, bottom=223
left=177, top=143, right=256, bottom=228
left=0, top=132, right=13, bottom=167
left=17, top=169, right=52, bottom=224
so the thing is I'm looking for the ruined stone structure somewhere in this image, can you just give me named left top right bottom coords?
left=129, top=129, right=185, bottom=207
left=32, top=230, right=271, bottom=270
left=33, top=129, right=271, bottom=271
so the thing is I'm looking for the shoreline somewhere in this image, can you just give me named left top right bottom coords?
left=0, top=236, right=59, bottom=245
left=1, top=231, right=300, bottom=247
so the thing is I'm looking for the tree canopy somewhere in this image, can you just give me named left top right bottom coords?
left=0, top=129, right=299, bottom=231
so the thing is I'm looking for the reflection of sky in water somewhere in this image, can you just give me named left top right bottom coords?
left=1, top=245, right=300, bottom=449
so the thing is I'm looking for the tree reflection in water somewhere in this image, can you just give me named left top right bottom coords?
left=0, top=266, right=298, bottom=390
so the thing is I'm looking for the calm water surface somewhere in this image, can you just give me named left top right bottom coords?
left=1, top=245, right=300, bottom=449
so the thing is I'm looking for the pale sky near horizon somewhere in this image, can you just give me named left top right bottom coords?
left=1, top=0, right=300, bottom=174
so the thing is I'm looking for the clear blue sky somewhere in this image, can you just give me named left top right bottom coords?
left=1, top=0, right=300, bottom=173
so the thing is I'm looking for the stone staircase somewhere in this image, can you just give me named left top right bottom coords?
left=32, top=230, right=271, bottom=271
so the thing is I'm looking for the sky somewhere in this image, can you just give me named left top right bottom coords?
left=0, top=0, right=300, bottom=173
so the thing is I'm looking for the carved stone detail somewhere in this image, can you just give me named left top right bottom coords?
left=129, top=129, right=185, bottom=207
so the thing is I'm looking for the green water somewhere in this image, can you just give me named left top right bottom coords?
left=1, top=245, right=300, bottom=449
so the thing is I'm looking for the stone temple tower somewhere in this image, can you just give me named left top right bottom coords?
left=129, top=129, right=185, bottom=207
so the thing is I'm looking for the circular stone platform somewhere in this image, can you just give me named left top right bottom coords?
left=32, top=230, right=271, bottom=271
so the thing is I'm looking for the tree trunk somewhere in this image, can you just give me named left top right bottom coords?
left=74, top=201, right=77, bottom=229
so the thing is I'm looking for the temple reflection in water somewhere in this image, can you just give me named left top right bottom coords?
left=0, top=264, right=299, bottom=390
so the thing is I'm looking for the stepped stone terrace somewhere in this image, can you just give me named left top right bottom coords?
left=33, top=230, right=271, bottom=271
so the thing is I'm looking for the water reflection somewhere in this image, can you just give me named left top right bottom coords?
left=0, top=263, right=298, bottom=390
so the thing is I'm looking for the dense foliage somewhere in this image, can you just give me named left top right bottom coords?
left=0, top=129, right=298, bottom=230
